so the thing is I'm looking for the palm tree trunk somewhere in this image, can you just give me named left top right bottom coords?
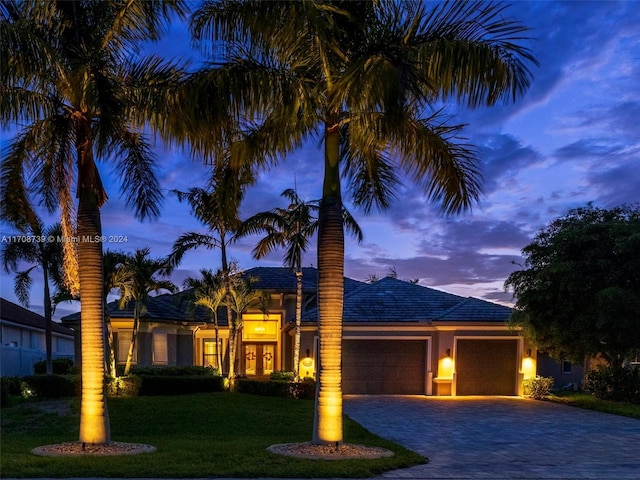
left=43, top=264, right=53, bottom=375
left=124, top=302, right=140, bottom=376
left=77, top=191, right=111, bottom=444
left=313, top=125, right=344, bottom=445
left=103, top=301, right=117, bottom=379
left=77, top=121, right=110, bottom=445
left=293, top=268, right=303, bottom=380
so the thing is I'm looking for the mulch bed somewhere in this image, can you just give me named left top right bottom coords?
left=267, top=442, right=393, bottom=460
left=32, top=441, right=156, bottom=457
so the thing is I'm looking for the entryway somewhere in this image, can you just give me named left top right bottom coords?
left=243, top=343, right=276, bottom=376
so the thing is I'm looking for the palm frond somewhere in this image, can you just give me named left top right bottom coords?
left=167, top=232, right=219, bottom=268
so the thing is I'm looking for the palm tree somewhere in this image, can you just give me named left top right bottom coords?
left=1, top=220, right=65, bottom=374
left=103, top=250, right=133, bottom=379
left=119, top=248, right=176, bottom=376
left=186, top=0, right=537, bottom=445
left=1, top=1, right=188, bottom=444
left=184, top=269, right=226, bottom=372
left=167, top=162, right=254, bottom=380
left=238, top=187, right=363, bottom=380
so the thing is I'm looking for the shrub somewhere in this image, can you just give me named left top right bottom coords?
left=21, top=374, right=80, bottom=398
left=237, top=378, right=316, bottom=399
left=33, top=358, right=75, bottom=374
left=524, top=376, right=554, bottom=399
left=585, top=365, right=640, bottom=403
left=1, top=377, right=21, bottom=408
left=138, top=375, right=225, bottom=395
left=130, top=365, right=218, bottom=376
left=106, top=375, right=142, bottom=397
left=270, top=370, right=294, bottom=381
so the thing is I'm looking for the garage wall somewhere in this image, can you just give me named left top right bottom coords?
left=455, top=339, right=518, bottom=395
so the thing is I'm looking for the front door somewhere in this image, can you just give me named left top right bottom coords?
left=244, top=343, right=276, bottom=376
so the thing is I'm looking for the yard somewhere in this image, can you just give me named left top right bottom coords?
left=1, top=392, right=425, bottom=478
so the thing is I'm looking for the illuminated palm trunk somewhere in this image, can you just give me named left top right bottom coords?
left=292, top=269, right=303, bottom=379
left=313, top=127, right=344, bottom=444
left=77, top=123, right=111, bottom=445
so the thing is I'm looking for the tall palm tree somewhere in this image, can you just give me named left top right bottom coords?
left=238, top=187, right=363, bottom=379
left=186, top=0, right=537, bottom=445
left=119, top=248, right=176, bottom=376
left=1, top=219, right=65, bottom=374
left=184, top=269, right=226, bottom=372
left=1, top=0, right=188, bottom=444
left=103, top=250, right=133, bottom=379
left=167, top=162, right=254, bottom=381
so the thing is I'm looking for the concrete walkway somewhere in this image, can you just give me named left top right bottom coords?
left=343, top=395, right=640, bottom=479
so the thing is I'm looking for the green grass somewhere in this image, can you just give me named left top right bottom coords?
left=547, top=391, right=640, bottom=420
left=1, top=393, right=426, bottom=478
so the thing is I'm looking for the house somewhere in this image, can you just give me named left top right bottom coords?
left=61, top=267, right=541, bottom=396
left=0, top=298, right=75, bottom=376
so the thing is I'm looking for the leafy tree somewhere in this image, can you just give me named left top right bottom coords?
left=505, top=204, right=640, bottom=369
left=186, top=0, right=536, bottom=444
left=1, top=220, right=65, bottom=374
left=238, top=188, right=362, bottom=380
left=1, top=0, right=187, bottom=444
left=118, top=248, right=176, bottom=376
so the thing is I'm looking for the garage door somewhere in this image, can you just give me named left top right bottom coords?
left=455, top=339, right=518, bottom=395
left=342, top=340, right=426, bottom=394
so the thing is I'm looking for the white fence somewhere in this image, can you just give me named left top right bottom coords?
left=0, top=346, right=74, bottom=377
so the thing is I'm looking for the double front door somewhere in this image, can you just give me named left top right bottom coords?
left=244, top=343, right=276, bottom=376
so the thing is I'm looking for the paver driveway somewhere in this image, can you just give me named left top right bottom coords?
left=344, top=395, right=640, bottom=479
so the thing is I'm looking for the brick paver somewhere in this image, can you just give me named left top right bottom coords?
left=344, top=395, right=640, bottom=479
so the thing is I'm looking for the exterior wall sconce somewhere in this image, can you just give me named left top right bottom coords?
left=445, top=348, right=451, bottom=358
left=526, top=348, right=532, bottom=358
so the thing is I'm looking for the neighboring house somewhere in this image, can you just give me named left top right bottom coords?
left=61, top=267, right=542, bottom=396
left=0, top=298, right=75, bottom=376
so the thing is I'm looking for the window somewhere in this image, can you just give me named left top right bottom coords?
left=203, top=339, right=223, bottom=369
left=562, top=361, right=572, bottom=374
left=153, top=330, right=168, bottom=365
left=117, top=330, right=136, bottom=364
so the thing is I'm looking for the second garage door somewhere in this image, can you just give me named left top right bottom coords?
left=342, top=339, right=426, bottom=394
left=455, top=339, right=518, bottom=395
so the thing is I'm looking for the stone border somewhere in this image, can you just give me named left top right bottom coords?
left=267, top=442, right=393, bottom=460
left=32, top=441, right=156, bottom=457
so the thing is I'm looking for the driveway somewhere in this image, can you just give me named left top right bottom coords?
left=344, top=395, right=640, bottom=479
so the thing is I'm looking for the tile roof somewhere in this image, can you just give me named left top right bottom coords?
left=302, top=276, right=513, bottom=323
left=1, top=297, right=75, bottom=336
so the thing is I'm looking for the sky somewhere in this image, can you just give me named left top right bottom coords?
left=1, top=1, right=639, bottom=321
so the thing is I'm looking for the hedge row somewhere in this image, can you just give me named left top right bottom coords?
left=236, top=379, right=316, bottom=399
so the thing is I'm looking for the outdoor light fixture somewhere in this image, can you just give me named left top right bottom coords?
left=446, top=348, right=451, bottom=358
left=526, top=348, right=532, bottom=358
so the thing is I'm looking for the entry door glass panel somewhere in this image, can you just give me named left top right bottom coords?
left=262, top=344, right=274, bottom=375
left=245, top=344, right=257, bottom=375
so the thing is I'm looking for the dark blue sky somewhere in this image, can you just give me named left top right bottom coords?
left=2, top=1, right=639, bottom=320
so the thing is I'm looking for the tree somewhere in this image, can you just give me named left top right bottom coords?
left=238, top=187, right=363, bottom=379
left=1, top=220, right=65, bottom=374
left=505, top=204, right=640, bottom=369
left=119, top=248, right=176, bottom=376
left=187, top=0, right=536, bottom=444
left=184, top=269, right=226, bottom=372
left=1, top=0, right=187, bottom=444
left=167, top=162, right=254, bottom=381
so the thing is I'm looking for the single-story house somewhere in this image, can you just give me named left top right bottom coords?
left=62, top=267, right=553, bottom=396
left=1, top=297, right=75, bottom=376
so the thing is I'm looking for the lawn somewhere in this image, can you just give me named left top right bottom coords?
left=547, top=391, right=640, bottom=420
left=1, top=393, right=426, bottom=478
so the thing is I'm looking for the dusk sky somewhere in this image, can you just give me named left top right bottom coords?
left=1, top=1, right=639, bottom=321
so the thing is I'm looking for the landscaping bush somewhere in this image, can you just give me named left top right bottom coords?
left=269, top=370, right=294, bottom=381
left=130, top=365, right=218, bottom=376
left=585, top=365, right=640, bottom=403
left=33, top=358, right=75, bottom=374
left=21, top=374, right=80, bottom=398
left=106, top=375, right=142, bottom=397
left=138, top=375, right=224, bottom=395
left=524, top=376, right=554, bottom=399
left=1, top=377, right=21, bottom=407
left=237, top=378, right=316, bottom=399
